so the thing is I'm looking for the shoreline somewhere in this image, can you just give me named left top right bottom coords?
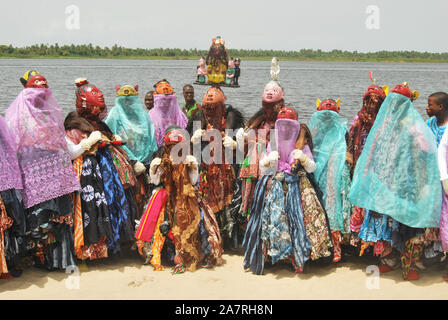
left=1, top=55, right=448, bottom=64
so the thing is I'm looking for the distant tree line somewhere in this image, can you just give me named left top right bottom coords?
left=1, top=44, right=447, bottom=62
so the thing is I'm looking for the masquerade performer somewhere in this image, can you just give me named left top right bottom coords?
left=105, top=85, right=158, bottom=216
left=64, top=78, right=138, bottom=260
left=238, top=64, right=286, bottom=219
left=149, top=79, right=188, bottom=147
left=347, top=74, right=388, bottom=242
left=189, top=87, right=244, bottom=249
left=137, top=126, right=223, bottom=273
left=5, top=70, right=81, bottom=271
left=196, top=57, right=207, bottom=84
left=206, top=36, right=228, bottom=84
left=0, top=115, right=25, bottom=279
left=349, top=82, right=441, bottom=281
left=308, top=99, right=352, bottom=262
left=243, top=106, right=333, bottom=275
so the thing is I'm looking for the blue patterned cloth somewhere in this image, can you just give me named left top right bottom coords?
left=242, top=175, right=270, bottom=275
left=426, top=117, right=446, bottom=147
left=261, top=179, right=293, bottom=264
left=358, top=210, right=393, bottom=243
left=96, top=148, right=133, bottom=254
left=285, top=173, right=312, bottom=267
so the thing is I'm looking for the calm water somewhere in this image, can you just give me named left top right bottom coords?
left=1, top=58, right=448, bottom=123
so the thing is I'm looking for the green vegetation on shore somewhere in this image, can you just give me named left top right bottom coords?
left=1, top=44, right=448, bottom=63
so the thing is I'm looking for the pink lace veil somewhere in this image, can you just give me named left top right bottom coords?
left=0, top=115, right=22, bottom=192
left=5, top=88, right=81, bottom=208
left=273, top=118, right=301, bottom=173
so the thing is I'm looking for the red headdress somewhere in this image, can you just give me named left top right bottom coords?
left=277, top=107, right=298, bottom=120
left=74, top=78, right=106, bottom=117
left=20, top=70, right=48, bottom=88
left=316, top=99, right=341, bottom=113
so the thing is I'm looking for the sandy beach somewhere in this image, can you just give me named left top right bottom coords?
left=1, top=248, right=447, bottom=300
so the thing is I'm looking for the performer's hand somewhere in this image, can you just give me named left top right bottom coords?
left=80, top=130, right=102, bottom=151
left=113, top=134, right=122, bottom=141
left=261, top=151, right=279, bottom=167
left=150, top=157, right=162, bottom=174
left=292, top=149, right=306, bottom=162
left=133, top=161, right=146, bottom=176
left=191, top=129, right=205, bottom=144
left=185, top=155, right=198, bottom=168
left=223, top=135, right=237, bottom=149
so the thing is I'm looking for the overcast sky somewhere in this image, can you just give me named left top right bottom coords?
left=0, top=0, right=447, bottom=52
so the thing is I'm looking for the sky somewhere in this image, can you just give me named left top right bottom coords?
left=0, top=0, right=447, bottom=52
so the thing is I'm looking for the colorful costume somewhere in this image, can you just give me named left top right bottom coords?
left=149, top=80, right=188, bottom=147
left=64, top=78, right=138, bottom=259
left=105, top=85, right=158, bottom=217
left=243, top=107, right=332, bottom=275
left=105, top=85, right=157, bottom=165
left=139, top=127, right=223, bottom=273
left=5, top=70, right=80, bottom=271
left=206, top=36, right=228, bottom=84
left=189, top=87, right=244, bottom=249
left=349, top=83, right=441, bottom=280
left=0, top=115, right=25, bottom=278
left=308, top=99, right=352, bottom=262
left=347, top=78, right=387, bottom=239
left=239, top=73, right=286, bottom=218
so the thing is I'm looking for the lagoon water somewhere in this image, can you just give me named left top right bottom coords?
left=0, top=58, right=447, bottom=122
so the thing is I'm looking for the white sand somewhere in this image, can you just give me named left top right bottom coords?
left=1, top=249, right=447, bottom=300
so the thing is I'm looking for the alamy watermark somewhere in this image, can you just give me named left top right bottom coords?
left=365, top=5, right=380, bottom=30
left=65, top=265, right=80, bottom=290
left=365, top=265, right=380, bottom=289
left=65, top=5, right=80, bottom=30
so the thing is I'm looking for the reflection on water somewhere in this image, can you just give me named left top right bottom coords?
left=1, top=58, right=447, bottom=123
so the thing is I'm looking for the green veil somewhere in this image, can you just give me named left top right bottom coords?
left=105, top=95, right=157, bottom=164
left=308, top=110, right=351, bottom=233
left=349, top=93, right=441, bottom=228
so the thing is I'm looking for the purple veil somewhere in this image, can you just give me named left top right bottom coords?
left=5, top=88, right=81, bottom=208
left=273, top=118, right=301, bottom=173
left=149, top=93, right=188, bottom=147
left=0, top=115, right=22, bottom=192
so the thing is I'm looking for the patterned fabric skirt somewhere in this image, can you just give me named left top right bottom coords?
left=96, top=149, right=134, bottom=254
left=298, top=171, right=333, bottom=260
left=80, top=155, right=113, bottom=247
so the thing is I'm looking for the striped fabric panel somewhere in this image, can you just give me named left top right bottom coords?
left=72, top=157, right=84, bottom=258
